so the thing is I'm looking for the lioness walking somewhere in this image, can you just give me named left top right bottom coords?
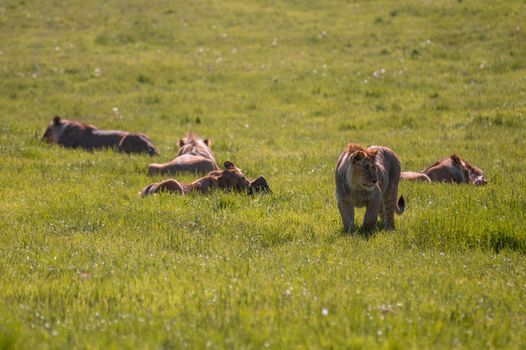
left=335, top=143, right=405, bottom=232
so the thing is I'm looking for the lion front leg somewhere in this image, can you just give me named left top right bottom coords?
left=362, top=198, right=380, bottom=232
left=337, top=197, right=356, bottom=232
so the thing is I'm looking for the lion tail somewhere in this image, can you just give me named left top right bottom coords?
left=395, top=196, right=405, bottom=215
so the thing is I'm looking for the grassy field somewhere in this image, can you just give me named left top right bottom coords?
left=1, top=0, right=526, bottom=348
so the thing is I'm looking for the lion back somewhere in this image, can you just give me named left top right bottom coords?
left=57, top=120, right=91, bottom=148
left=369, top=146, right=403, bottom=212
left=335, top=149, right=352, bottom=201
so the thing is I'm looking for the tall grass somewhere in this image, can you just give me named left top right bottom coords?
left=1, top=0, right=525, bottom=348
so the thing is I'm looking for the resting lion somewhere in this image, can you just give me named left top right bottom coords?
left=141, top=161, right=271, bottom=197
left=335, top=143, right=405, bottom=232
left=147, top=133, right=219, bottom=176
left=42, top=116, right=158, bottom=156
left=401, top=154, right=486, bottom=185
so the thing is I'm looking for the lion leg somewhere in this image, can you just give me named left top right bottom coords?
left=362, top=198, right=380, bottom=231
left=337, top=197, right=356, bottom=232
left=156, top=179, right=184, bottom=194
left=382, top=195, right=397, bottom=230
left=379, top=200, right=386, bottom=227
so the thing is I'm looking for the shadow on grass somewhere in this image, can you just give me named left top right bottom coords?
left=485, top=231, right=526, bottom=254
left=338, top=223, right=392, bottom=240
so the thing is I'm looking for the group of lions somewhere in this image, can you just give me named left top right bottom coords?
left=42, top=116, right=271, bottom=196
left=334, top=144, right=486, bottom=233
left=42, top=116, right=487, bottom=233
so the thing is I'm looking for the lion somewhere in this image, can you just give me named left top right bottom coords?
left=42, top=116, right=158, bottom=156
left=399, top=171, right=431, bottom=183
left=140, top=161, right=251, bottom=196
left=335, top=143, right=405, bottom=232
left=147, top=133, right=219, bottom=176
left=401, top=154, right=486, bottom=185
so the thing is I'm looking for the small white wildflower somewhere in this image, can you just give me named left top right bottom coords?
left=94, top=67, right=102, bottom=77
left=321, top=308, right=329, bottom=316
left=272, top=37, right=278, bottom=46
left=312, top=69, right=317, bottom=74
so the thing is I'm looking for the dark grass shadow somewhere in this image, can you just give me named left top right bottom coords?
left=338, top=222, right=390, bottom=240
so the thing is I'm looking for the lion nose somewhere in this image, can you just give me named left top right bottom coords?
left=372, top=179, right=378, bottom=184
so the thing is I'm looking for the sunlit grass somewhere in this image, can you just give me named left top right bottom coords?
left=0, top=0, right=525, bottom=348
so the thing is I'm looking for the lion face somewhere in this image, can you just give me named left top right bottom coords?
left=350, top=150, right=379, bottom=190
left=451, top=154, right=487, bottom=186
left=465, top=163, right=486, bottom=186
left=42, top=116, right=64, bottom=144
left=217, top=161, right=251, bottom=192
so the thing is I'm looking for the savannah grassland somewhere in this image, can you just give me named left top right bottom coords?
left=1, top=0, right=525, bottom=348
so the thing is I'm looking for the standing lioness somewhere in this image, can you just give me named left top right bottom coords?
left=335, top=143, right=405, bottom=232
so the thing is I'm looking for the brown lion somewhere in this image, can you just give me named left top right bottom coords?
left=147, top=133, right=219, bottom=176
left=140, top=161, right=251, bottom=196
left=401, top=154, right=486, bottom=186
left=42, top=116, right=158, bottom=156
left=335, top=143, right=405, bottom=232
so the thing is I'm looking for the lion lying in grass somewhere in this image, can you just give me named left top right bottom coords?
left=140, top=161, right=271, bottom=196
left=401, top=154, right=486, bottom=185
left=42, top=116, right=158, bottom=156
left=147, top=133, right=219, bottom=176
left=335, top=143, right=405, bottom=232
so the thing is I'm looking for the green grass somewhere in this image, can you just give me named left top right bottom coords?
left=1, top=0, right=526, bottom=348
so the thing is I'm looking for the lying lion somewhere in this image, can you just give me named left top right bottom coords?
left=148, top=133, right=218, bottom=176
left=401, top=154, right=486, bottom=185
left=42, top=116, right=158, bottom=156
left=140, top=161, right=271, bottom=196
left=335, top=143, right=405, bottom=232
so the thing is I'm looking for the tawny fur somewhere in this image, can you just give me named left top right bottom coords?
left=147, top=133, right=219, bottom=176
left=141, top=161, right=250, bottom=196
left=42, top=116, right=158, bottom=155
left=400, top=171, right=431, bottom=182
left=335, top=144, right=405, bottom=232
left=401, top=154, right=486, bottom=186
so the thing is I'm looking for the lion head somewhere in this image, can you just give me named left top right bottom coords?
left=347, top=144, right=379, bottom=191
left=214, top=161, right=251, bottom=192
left=41, top=116, right=64, bottom=144
left=451, top=154, right=487, bottom=186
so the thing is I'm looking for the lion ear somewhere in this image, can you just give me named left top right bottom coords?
left=224, top=161, right=236, bottom=170
left=450, top=154, right=462, bottom=165
left=204, top=138, right=211, bottom=147
left=53, top=116, right=61, bottom=125
left=369, top=149, right=379, bottom=158
left=178, top=139, right=185, bottom=148
left=350, top=151, right=364, bottom=163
